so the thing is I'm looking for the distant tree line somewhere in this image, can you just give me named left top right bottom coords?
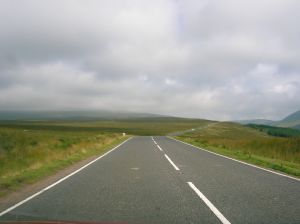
left=246, top=124, right=300, bottom=137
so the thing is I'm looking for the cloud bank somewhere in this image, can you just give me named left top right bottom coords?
left=0, top=0, right=299, bottom=120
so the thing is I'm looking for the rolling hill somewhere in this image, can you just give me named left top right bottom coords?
left=235, top=119, right=273, bottom=125
left=236, top=110, right=300, bottom=130
left=0, top=110, right=169, bottom=121
left=274, top=110, right=300, bottom=129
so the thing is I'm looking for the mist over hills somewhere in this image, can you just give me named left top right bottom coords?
left=0, top=110, right=170, bottom=121
left=1, top=109, right=299, bottom=130
left=235, top=119, right=274, bottom=125
left=274, top=110, right=300, bottom=129
left=279, top=110, right=300, bottom=123
left=236, top=110, right=300, bottom=130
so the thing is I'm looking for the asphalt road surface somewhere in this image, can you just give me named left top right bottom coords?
left=0, top=136, right=299, bottom=223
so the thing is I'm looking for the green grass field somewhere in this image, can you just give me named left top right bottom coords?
left=1, top=117, right=299, bottom=197
left=176, top=122, right=300, bottom=177
left=0, top=117, right=213, bottom=136
left=0, top=127, right=128, bottom=197
left=0, top=117, right=211, bottom=197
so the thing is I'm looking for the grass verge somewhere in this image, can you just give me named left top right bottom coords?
left=175, top=122, right=300, bottom=178
left=0, top=127, right=128, bottom=198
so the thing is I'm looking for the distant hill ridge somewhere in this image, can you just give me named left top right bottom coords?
left=236, top=110, right=300, bottom=130
left=235, top=119, right=273, bottom=125
left=0, top=110, right=170, bottom=121
left=274, top=110, right=300, bottom=129
left=280, top=110, right=300, bottom=123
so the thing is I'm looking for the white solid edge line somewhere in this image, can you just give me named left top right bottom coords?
left=153, top=141, right=157, bottom=145
left=157, top=145, right=163, bottom=151
left=169, top=137, right=300, bottom=182
left=0, top=137, right=133, bottom=217
left=164, top=154, right=180, bottom=171
left=188, top=182, right=231, bottom=224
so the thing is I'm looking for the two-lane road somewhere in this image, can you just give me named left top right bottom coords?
left=1, top=137, right=299, bottom=223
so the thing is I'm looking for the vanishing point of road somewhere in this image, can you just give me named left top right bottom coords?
left=0, top=136, right=299, bottom=223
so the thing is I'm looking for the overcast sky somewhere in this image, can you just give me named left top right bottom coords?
left=0, top=0, right=299, bottom=120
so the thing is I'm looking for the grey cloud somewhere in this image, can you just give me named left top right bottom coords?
left=0, top=0, right=299, bottom=120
